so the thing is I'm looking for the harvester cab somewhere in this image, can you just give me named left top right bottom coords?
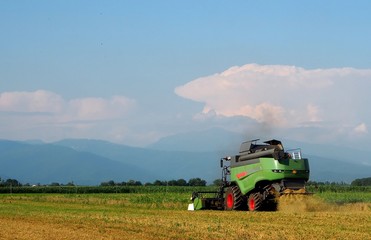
left=219, top=156, right=231, bottom=182
left=189, top=139, right=310, bottom=211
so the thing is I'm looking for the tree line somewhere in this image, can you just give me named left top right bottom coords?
left=307, top=177, right=371, bottom=187
left=0, top=178, right=22, bottom=187
left=0, top=177, right=208, bottom=187
left=350, top=177, right=371, bottom=186
left=0, top=178, right=76, bottom=187
left=1, top=176, right=370, bottom=187
left=100, top=178, right=207, bottom=187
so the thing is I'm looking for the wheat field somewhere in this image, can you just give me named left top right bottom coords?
left=0, top=193, right=370, bottom=240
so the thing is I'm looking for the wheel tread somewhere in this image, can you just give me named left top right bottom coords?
left=224, top=186, right=245, bottom=210
left=248, top=192, right=263, bottom=211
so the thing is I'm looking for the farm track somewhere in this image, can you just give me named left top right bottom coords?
left=0, top=193, right=370, bottom=240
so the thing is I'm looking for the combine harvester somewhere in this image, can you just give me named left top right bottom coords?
left=189, top=139, right=310, bottom=211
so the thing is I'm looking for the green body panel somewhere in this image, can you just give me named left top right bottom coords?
left=193, top=197, right=203, bottom=210
left=230, top=157, right=310, bottom=195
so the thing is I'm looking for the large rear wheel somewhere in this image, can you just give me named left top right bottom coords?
left=247, top=192, right=263, bottom=211
left=224, top=185, right=244, bottom=210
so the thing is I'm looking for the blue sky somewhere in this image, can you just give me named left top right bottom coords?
left=1, top=1, right=371, bottom=148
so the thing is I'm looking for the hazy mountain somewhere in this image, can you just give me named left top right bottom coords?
left=1, top=128, right=370, bottom=185
left=147, top=127, right=245, bottom=152
left=54, top=139, right=221, bottom=183
left=308, top=155, right=370, bottom=182
left=0, top=139, right=222, bottom=185
left=0, top=140, right=156, bottom=185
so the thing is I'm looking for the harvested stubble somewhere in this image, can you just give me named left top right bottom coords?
left=0, top=193, right=370, bottom=240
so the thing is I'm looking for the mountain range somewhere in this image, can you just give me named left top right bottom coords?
left=1, top=128, right=370, bottom=185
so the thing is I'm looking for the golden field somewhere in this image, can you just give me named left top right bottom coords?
left=0, top=193, right=370, bottom=240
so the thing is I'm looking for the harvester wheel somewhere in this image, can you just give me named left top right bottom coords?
left=247, top=192, right=263, bottom=211
left=224, top=185, right=244, bottom=210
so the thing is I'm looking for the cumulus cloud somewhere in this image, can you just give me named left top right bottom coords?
left=0, top=90, right=135, bottom=121
left=67, top=96, right=135, bottom=121
left=0, top=90, right=136, bottom=142
left=353, top=123, right=368, bottom=135
left=0, top=90, right=64, bottom=113
left=175, top=63, right=371, bottom=138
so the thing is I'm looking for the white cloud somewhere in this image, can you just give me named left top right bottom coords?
left=306, top=104, right=321, bottom=122
left=2, top=64, right=371, bottom=147
left=67, top=96, right=135, bottom=121
left=175, top=63, right=371, bottom=138
left=0, top=90, right=136, bottom=142
left=0, top=90, right=135, bottom=121
left=353, top=123, right=368, bottom=135
left=0, top=90, right=64, bottom=113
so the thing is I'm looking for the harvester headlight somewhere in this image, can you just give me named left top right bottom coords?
left=272, top=169, right=284, bottom=173
left=292, top=170, right=297, bottom=174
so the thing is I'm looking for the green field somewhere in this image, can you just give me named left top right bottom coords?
left=0, top=187, right=370, bottom=239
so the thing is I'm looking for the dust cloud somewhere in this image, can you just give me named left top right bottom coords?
left=277, top=194, right=370, bottom=212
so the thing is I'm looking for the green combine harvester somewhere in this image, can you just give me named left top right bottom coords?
left=189, top=139, right=310, bottom=211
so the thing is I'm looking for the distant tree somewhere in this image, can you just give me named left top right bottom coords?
left=167, top=179, right=188, bottom=186
left=127, top=180, right=142, bottom=186
left=188, top=178, right=207, bottom=186
left=100, top=182, right=108, bottom=186
left=100, top=180, right=143, bottom=186
left=65, top=181, right=75, bottom=186
left=153, top=180, right=166, bottom=186
left=4, top=179, right=22, bottom=187
left=50, top=182, right=60, bottom=186
left=176, top=179, right=187, bottom=186
left=351, top=177, right=371, bottom=186
left=167, top=180, right=178, bottom=186
left=100, top=180, right=115, bottom=186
